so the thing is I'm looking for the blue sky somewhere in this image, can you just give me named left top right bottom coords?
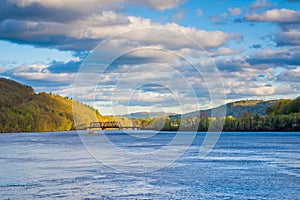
left=0, top=0, right=299, bottom=115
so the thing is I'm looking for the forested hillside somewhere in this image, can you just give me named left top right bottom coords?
left=267, top=97, right=300, bottom=115
left=0, top=78, right=103, bottom=133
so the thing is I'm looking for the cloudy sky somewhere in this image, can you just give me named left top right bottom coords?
left=0, top=0, right=299, bottom=115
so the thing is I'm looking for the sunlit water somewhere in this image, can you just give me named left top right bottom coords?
left=0, top=131, right=299, bottom=199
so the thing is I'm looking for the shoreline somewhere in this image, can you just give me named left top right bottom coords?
left=1, top=129, right=300, bottom=134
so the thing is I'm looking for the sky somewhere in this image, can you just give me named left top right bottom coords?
left=0, top=0, right=299, bottom=115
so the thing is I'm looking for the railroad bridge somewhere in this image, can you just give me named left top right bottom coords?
left=88, top=121, right=141, bottom=130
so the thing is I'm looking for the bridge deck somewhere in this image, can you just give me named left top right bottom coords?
left=88, top=121, right=141, bottom=130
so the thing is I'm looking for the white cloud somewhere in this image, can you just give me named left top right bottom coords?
left=0, top=11, right=241, bottom=51
left=246, top=47, right=300, bottom=66
left=218, top=63, right=300, bottom=100
left=136, top=0, right=185, bottom=10
left=0, top=0, right=241, bottom=54
left=233, top=85, right=276, bottom=96
left=228, top=8, right=242, bottom=16
left=132, top=91, right=175, bottom=103
left=248, top=0, right=271, bottom=10
left=70, top=59, right=215, bottom=114
left=246, top=9, right=300, bottom=22
left=277, top=68, right=300, bottom=82
left=276, top=28, right=300, bottom=46
left=9, top=0, right=99, bottom=9
left=12, top=63, right=75, bottom=83
left=7, top=0, right=184, bottom=11
left=210, top=12, right=228, bottom=24
left=208, top=47, right=243, bottom=57
left=77, top=11, right=130, bottom=27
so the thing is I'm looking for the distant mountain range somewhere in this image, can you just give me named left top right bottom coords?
left=120, top=99, right=280, bottom=120
left=170, top=99, right=280, bottom=119
left=120, top=112, right=177, bottom=119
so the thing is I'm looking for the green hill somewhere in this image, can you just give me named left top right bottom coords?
left=0, top=78, right=35, bottom=107
left=0, top=78, right=104, bottom=133
left=267, top=97, right=300, bottom=115
left=170, top=99, right=279, bottom=119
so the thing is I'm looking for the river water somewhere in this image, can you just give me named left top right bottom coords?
left=0, top=131, right=299, bottom=199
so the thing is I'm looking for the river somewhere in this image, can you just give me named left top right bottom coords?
left=0, top=131, right=299, bottom=199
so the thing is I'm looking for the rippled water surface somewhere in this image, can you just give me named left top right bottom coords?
left=0, top=131, right=299, bottom=199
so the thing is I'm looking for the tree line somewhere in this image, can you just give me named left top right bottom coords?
left=133, top=97, right=300, bottom=132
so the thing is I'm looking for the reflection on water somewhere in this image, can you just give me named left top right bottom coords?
left=0, top=131, right=299, bottom=199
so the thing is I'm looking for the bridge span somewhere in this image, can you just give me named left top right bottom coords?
left=88, top=121, right=141, bottom=130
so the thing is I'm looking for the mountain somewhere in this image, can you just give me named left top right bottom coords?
left=170, top=99, right=279, bottom=119
left=0, top=78, right=105, bottom=133
left=120, top=111, right=177, bottom=119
